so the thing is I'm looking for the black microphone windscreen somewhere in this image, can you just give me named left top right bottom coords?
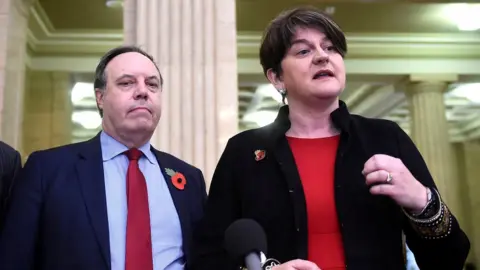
left=224, top=219, right=267, bottom=263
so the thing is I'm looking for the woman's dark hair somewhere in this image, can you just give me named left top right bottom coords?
left=259, top=6, right=347, bottom=77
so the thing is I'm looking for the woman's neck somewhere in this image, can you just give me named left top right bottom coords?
left=285, top=98, right=340, bottom=138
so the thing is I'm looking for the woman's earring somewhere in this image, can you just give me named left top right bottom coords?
left=278, top=88, right=286, bottom=95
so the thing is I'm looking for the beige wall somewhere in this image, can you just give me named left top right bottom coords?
left=22, top=69, right=73, bottom=158
left=0, top=0, right=34, bottom=150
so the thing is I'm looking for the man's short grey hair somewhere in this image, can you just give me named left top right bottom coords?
left=93, top=46, right=163, bottom=116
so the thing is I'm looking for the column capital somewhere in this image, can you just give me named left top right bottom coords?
left=406, top=74, right=458, bottom=95
left=409, top=74, right=459, bottom=83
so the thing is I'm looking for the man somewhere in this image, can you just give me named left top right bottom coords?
left=0, top=141, right=21, bottom=228
left=0, top=46, right=207, bottom=270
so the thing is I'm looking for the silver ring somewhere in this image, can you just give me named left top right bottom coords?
left=386, top=172, right=393, bottom=183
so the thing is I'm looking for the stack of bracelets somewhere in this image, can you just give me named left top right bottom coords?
left=402, top=187, right=452, bottom=240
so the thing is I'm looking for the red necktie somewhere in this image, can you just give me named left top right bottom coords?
left=125, top=148, right=153, bottom=270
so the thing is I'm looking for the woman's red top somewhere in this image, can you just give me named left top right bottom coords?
left=287, top=135, right=346, bottom=270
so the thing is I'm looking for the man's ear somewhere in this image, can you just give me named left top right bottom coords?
left=95, top=88, right=104, bottom=111
left=266, top=68, right=284, bottom=91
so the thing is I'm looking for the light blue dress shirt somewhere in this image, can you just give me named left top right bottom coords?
left=405, top=244, right=420, bottom=270
left=100, top=131, right=185, bottom=270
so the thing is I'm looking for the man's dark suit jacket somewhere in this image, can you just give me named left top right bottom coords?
left=0, top=141, right=21, bottom=228
left=0, top=134, right=207, bottom=270
left=192, top=101, right=470, bottom=270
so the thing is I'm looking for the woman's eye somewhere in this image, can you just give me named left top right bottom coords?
left=297, top=49, right=310, bottom=55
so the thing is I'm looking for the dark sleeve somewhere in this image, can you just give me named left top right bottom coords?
left=392, top=122, right=470, bottom=270
left=190, top=139, right=241, bottom=270
left=0, top=149, right=22, bottom=226
left=190, top=167, right=208, bottom=230
left=0, top=151, right=43, bottom=270
left=196, top=168, right=207, bottom=209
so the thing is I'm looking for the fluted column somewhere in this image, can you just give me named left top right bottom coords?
left=0, top=0, right=35, bottom=150
left=123, top=0, right=239, bottom=185
left=406, top=75, right=459, bottom=211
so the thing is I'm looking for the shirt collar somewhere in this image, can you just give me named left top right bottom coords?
left=100, top=131, right=157, bottom=164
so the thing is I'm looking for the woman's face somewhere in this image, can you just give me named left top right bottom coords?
left=268, top=27, right=346, bottom=104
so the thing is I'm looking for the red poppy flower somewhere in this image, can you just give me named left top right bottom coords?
left=171, top=172, right=186, bottom=190
left=165, top=168, right=187, bottom=190
left=254, top=150, right=266, bottom=161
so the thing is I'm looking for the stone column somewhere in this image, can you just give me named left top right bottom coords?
left=406, top=74, right=460, bottom=214
left=22, top=70, right=73, bottom=158
left=0, top=0, right=34, bottom=150
left=123, top=0, right=239, bottom=186
left=460, top=141, right=480, bottom=265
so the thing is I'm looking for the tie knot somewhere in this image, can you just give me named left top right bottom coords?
left=125, top=148, right=143, bottom=161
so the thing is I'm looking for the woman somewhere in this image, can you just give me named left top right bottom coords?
left=191, top=6, right=470, bottom=270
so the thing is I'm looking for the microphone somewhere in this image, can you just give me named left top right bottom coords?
left=224, top=219, right=268, bottom=270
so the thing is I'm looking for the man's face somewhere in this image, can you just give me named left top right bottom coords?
left=95, top=52, right=162, bottom=136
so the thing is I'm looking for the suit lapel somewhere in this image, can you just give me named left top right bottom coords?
left=76, top=134, right=111, bottom=269
left=266, top=106, right=309, bottom=259
left=151, top=149, right=192, bottom=257
left=270, top=136, right=309, bottom=259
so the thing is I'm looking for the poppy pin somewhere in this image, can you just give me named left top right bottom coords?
left=165, top=168, right=186, bottom=190
left=254, top=150, right=266, bottom=161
